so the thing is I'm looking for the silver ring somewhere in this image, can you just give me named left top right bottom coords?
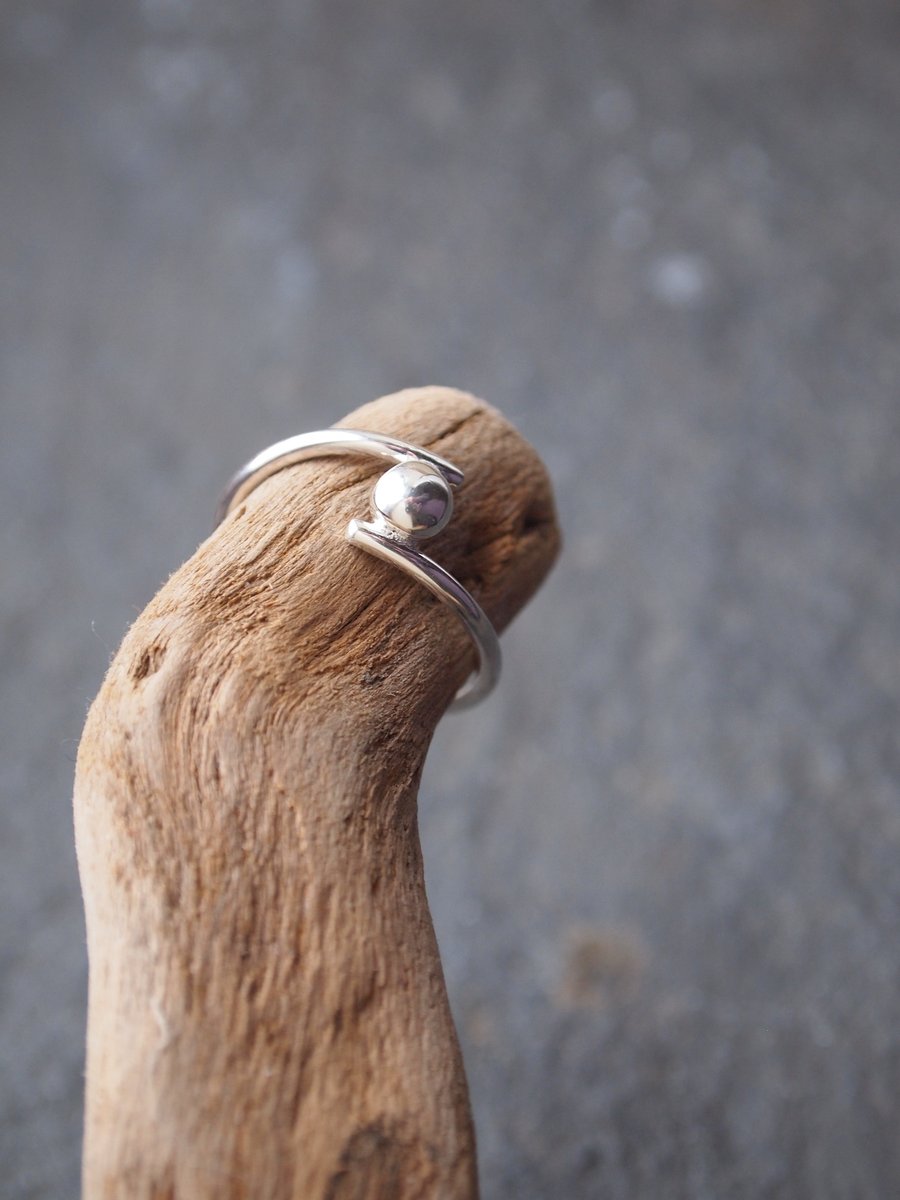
left=215, top=429, right=501, bottom=710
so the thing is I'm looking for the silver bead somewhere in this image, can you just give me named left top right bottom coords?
left=372, top=461, right=454, bottom=539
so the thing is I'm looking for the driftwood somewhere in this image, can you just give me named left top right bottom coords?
left=74, top=386, right=560, bottom=1199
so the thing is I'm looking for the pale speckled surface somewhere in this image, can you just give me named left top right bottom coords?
left=3, top=1, right=900, bottom=1196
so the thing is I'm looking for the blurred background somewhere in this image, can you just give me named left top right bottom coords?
left=2, top=0, right=900, bottom=1196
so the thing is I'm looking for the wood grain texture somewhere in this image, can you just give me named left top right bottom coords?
left=74, top=387, right=560, bottom=1200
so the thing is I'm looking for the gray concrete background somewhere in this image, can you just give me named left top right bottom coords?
left=2, top=1, right=900, bottom=1196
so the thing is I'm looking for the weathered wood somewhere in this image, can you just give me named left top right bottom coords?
left=74, top=387, right=560, bottom=1200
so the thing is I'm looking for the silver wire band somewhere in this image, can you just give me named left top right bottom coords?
left=215, top=429, right=501, bottom=709
left=215, top=429, right=464, bottom=526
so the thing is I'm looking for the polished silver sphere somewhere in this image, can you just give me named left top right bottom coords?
left=372, top=461, right=453, bottom=538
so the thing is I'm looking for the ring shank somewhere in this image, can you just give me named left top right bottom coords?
left=216, top=429, right=464, bottom=527
left=347, top=520, right=501, bottom=709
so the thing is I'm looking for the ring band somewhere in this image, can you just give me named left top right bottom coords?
left=215, top=429, right=501, bottom=709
